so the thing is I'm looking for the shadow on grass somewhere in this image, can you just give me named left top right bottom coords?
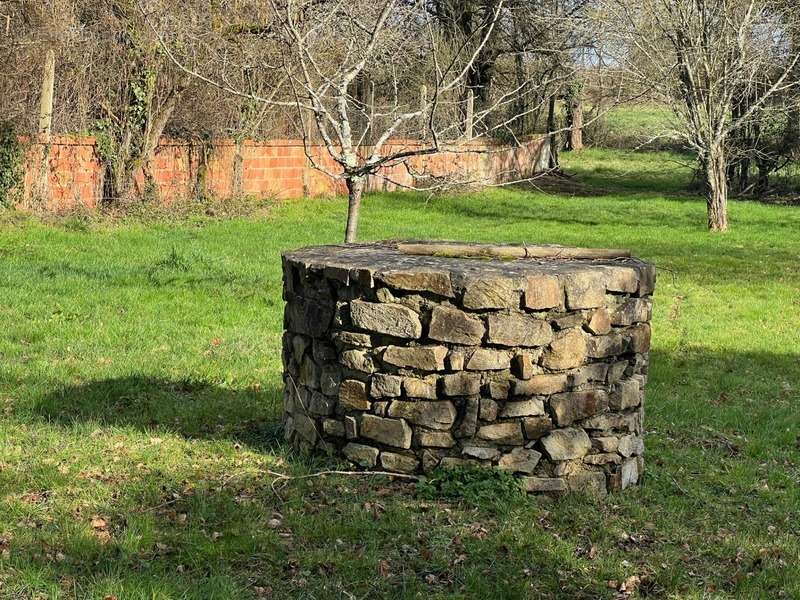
left=18, top=347, right=800, bottom=598
left=33, top=376, right=285, bottom=452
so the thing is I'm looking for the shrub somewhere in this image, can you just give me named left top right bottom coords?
left=0, top=122, right=24, bottom=207
left=416, top=465, right=524, bottom=510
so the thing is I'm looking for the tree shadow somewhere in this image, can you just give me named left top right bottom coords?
left=17, top=347, right=800, bottom=597
left=32, top=375, right=285, bottom=452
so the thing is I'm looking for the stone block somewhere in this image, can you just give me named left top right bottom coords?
left=593, top=436, right=619, bottom=453
left=620, top=457, right=639, bottom=488
left=339, top=380, right=370, bottom=411
left=371, top=373, right=402, bottom=398
left=455, top=398, right=479, bottom=437
left=511, top=352, right=534, bottom=380
left=429, top=305, right=485, bottom=345
left=360, top=414, right=412, bottom=449
left=447, top=349, right=466, bottom=370
left=566, top=469, right=607, bottom=497
left=441, top=372, right=481, bottom=396
left=586, top=308, right=612, bottom=335
left=350, top=300, right=422, bottom=338
left=293, top=414, right=318, bottom=443
left=313, top=339, right=337, bottom=362
left=292, top=334, right=310, bottom=363
left=636, top=264, right=657, bottom=297
left=521, top=477, right=567, bottom=493
left=380, top=451, right=419, bottom=473
left=331, top=330, right=373, bottom=348
left=541, top=329, right=587, bottom=371
left=382, top=345, right=448, bottom=371
left=285, top=298, right=334, bottom=337
left=320, top=364, right=342, bottom=396
left=610, top=378, right=641, bottom=410
left=463, top=277, right=520, bottom=309
left=322, top=418, right=346, bottom=437
left=583, top=452, right=621, bottom=465
left=340, top=349, right=376, bottom=373
left=466, top=348, right=511, bottom=371
left=422, top=449, right=441, bottom=471
left=603, top=265, right=640, bottom=293
left=618, top=434, right=644, bottom=457
left=477, top=422, right=524, bottom=445
left=377, top=269, right=454, bottom=297
left=309, top=392, right=335, bottom=416
left=299, top=356, right=321, bottom=389
left=498, top=447, right=542, bottom=473
left=550, top=390, right=609, bottom=426
left=375, top=287, right=395, bottom=303
left=479, top=398, right=499, bottom=421
left=403, top=376, right=438, bottom=399
left=441, top=457, right=476, bottom=469
left=344, top=415, right=358, bottom=439
left=562, top=270, right=607, bottom=309
left=626, top=323, right=652, bottom=354
left=523, top=416, right=553, bottom=439
left=343, top=443, right=379, bottom=467
left=541, top=428, right=592, bottom=461
left=582, top=411, right=641, bottom=434
left=568, top=363, right=609, bottom=387
left=552, top=312, right=585, bottom=330
left=488, top=380, right=510, bottom=400
left=606, top=361, right=628, bottom=384
left=462, top=446, right=501, bottom=460
left=612, top=298, right=652, bottom=326
left=486, top=312, right=553, bottom=347
left=415, top=429, right=456, bottom=448
left=387, top=400, right=457, bottom=429
left=524, top=274, right=563, bottom=310
left=586, top=333, right=626, bottom=358
left=500, top=398, right=545, bottom=418
left=512, top=374, right=568, bottom=396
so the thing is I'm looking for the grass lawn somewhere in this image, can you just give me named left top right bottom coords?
left=594, top=104, right=674, bottom=150
left=1, top=149, right=799, bottom=599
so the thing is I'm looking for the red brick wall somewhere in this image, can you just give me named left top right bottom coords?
left=18, top=136, right=548, bottom=212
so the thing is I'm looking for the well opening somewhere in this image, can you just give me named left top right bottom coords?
left=281, top=241, right=655, bottom=495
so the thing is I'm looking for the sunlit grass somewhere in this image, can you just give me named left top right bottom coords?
left=0, top=149, right=798, bottom=598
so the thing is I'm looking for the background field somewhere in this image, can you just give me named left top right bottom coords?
left=0, top=149, right=798, bottom=599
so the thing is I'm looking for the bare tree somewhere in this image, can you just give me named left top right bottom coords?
left=596, top=0, right=800, bottom=231
left=149, top=0, right=571, bottom=242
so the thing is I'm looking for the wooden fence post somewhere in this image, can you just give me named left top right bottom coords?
left=33, top=48, right=56, bottom=205
left=465, top=89, right=474, bottom=140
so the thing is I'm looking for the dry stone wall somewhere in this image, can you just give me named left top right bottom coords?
left=281, top=242, right=655, bottom=496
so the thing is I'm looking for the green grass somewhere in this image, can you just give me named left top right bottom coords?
left=1, top=149, right=799, bottom=598
left=591, top=104, right=675, bottom=150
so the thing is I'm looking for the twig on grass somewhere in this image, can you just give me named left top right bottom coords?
left=264, top=467, right=419, bottom=503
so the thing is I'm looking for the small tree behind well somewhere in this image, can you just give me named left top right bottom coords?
left=596, top=0, right=800, bottom=231
left=151, top=0, right=574, bottom=242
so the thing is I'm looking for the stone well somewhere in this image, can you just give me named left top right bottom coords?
left=281, top=241, right=655, bottom=496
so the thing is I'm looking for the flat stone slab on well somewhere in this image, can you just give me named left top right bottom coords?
left=282, top=241, right=655, bottom=497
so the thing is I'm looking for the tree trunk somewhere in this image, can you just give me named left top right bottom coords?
left=567, top=97, right=583, bottom=151
left=546, top=94, right=559, bottom=170
left=344, top=175, right=364, bottom=243
left=705, top=146, right=729, bottom=232
left=512, top=28, right=526, bottom=138
left=33, top=48, right=56, bottom=204
left=232, top=139, right=244, bottom=197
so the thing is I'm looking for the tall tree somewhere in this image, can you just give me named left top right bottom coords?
left=597, top=0, right=800, bottom=231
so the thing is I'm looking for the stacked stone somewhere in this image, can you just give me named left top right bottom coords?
left=281, top=242, right=655, bottom=496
